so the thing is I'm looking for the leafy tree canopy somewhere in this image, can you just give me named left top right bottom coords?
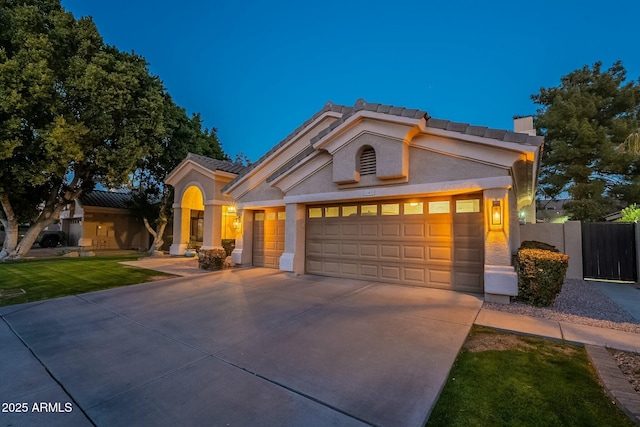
left=0, top=0, right=165, bottom=257
left=533, top=61, right=640, bottom=221
left=618, top=204, right=640, bottom=223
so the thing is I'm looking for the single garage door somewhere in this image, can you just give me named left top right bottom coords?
left=306, top=194, right=484, bottom=292
left=253, top=208, right=286, bottom=268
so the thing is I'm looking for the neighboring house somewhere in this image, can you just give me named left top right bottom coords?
left=60, top=190, right=150, bottom=250
left=536, top=198, right=570, bottom=223
left=166, top=99, right=543, bottom=303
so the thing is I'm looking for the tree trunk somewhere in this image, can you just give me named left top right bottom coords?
left=0, top=195, right=19, bottom=259
left=143, top=214, right=168, bottom=255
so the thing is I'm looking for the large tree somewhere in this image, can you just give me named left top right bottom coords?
left=533, top=61, right=640, bottom=221
left=130, top=94, right=227, bottom=254
left=0, top=0, right=165, bottom=258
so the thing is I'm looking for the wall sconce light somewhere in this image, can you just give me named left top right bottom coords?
left=227, top=205, right=236, bottom=214
left=491, top=200, right=502, bottom=226
left=232, top=217, right=241, bottom=230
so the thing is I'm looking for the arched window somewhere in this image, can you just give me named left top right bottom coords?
left=359, top=147, right=376, bottom=176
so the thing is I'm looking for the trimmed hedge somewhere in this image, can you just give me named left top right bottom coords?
left=516, top=248, right=569, bottom=307
left=519, top=240, right=559, bottom=252
left=221, top=239, right=235, bottom=257
left=198, top=248, right=227, bottom=271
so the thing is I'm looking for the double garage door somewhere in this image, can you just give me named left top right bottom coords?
left=306, top=194, right=484, bottom=292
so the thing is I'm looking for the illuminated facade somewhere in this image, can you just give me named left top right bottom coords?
left=166, top=100, right=543, bottom=303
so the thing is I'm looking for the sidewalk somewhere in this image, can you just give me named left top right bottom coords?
left=475, top=308, right=640, bottom=352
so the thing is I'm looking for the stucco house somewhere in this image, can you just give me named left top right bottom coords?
left=61, top=190, right=150, bottom=250
left=166, top=99, right=543, bottom=303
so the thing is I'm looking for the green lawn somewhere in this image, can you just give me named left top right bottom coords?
left=427, top=326, right=634, bottom=427
left=0, top=255, right=174, bottom=307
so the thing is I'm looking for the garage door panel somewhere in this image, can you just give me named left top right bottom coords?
left=308, top=224, right=323, bottom=237
left=456, top=247, right=483, bottom=263
left=324, top=224, right=340, bottom=237
left=360, top=224, right=378, bottom=237
left=403, top=245, right=425, bottom=260
left=324, top=261, right=340, bottom=274
left=428, top=246, right=452, bottom=262
left=381, top=266, right=401, bottom=280
left=380, top=245, right=401, bottom=259
left=342, top=243, right=358, bottom=256
left=306, top=196, right=483, bottom=292
left=307, top=259, right=322, bottom=273
left=381, top=223, right=401, bottom=237
left=403, top=223, right=426, bottom=238
left=429, top=269, right=452, bottom=286
left=341, top=263, right=358, bottom=276
left=403, top=267, right=425, bottom=283
left=455, top=270, right=483, bottom=291
left=324, top=242, right=340, bottom=256
left=360, top=264, right=378, bottom=278
left=428, top=223, right=452, bottom=238
left=360, top=244, right=378, bottom=257
left=341, top=224, right=358, bottom=236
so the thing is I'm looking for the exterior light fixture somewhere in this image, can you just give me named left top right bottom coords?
left=227, top=205, right=236, bottom=214
left=232, top=217, right=241, bottom=230
left=491, top=200, right=502, bottom=226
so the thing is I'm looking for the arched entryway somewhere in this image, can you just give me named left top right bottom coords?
left=169, top=184, right=240, bottom=255
left=170, top=184, right=205, bottom=255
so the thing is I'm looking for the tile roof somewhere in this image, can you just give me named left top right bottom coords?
left=79, top=190, right=132, bottom=209
left=186, top=153, right=246, bottom=175
left=425, top=118, right=543, bottom=146
left=223, top=98, right=543, bottom=194
left=309, top=98, right=427, bottom=145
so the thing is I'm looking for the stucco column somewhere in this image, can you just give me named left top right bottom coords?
left=201, top=201, right=222, bottom=250
left=280, top=203, right=305, bottom=273
left=483, top=188, right=517, bottom=303
left=231, top=209, right=253, bottom=265
left=169, top=205, right=190, bottom=255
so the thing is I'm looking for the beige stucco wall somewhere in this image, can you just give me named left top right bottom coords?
left=409, top=148, right=509, bottom=183
left=287, top=146, right=509, bottom=197
left=173, top=169, right=217, bottom=202
left=519, top=221, right=583, bottom=279
left=332, top=133, right=407, bottom=183
left=236, top=180, right=285, bottom=204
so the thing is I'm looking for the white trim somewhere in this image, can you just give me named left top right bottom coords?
left=236, top=200, right=286, bottom=209
left=283, top=176, right=513, bottom=204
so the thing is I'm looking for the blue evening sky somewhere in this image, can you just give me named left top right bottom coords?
left=61, top=0, right=640, bottom=162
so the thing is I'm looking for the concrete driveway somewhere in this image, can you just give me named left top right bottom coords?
left=0, top=268, right=483, bottom=427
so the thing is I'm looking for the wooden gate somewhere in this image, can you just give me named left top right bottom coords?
left=582, top=222, right=637, bottom=282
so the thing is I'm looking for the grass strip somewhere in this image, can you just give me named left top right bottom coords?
left=426, top=326, right=635, bottom=426
left=0, top=255, right=173, bottom=307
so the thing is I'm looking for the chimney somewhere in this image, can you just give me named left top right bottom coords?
left=514, top=116, right=536, bottom=136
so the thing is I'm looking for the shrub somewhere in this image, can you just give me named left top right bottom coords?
left=520, top=240, right=559, bottom=252
left=198, top=248, right=227, bottom=271
left=221, top=239, right=235, bottom=257
left=516, top=248, right=569, bottom=307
